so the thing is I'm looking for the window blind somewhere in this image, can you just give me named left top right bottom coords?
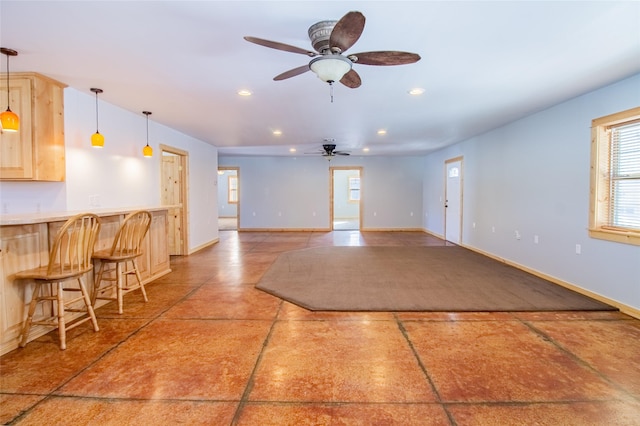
left=610, top=120, right=640, bottom=229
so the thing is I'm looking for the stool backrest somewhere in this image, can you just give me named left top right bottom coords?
left=48, top=213, right=101, bottom=276
left=109, top=210, right=152, bottom=257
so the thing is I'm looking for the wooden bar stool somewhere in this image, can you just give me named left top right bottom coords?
left=91, top=210, right=152, bottom=314
left=16, top=213, right=101, bottom=350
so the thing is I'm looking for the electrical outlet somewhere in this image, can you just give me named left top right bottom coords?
left=575, top=244, right=581, bottom=255
left=515, top=230, right=521, bottom=240
left=534, top=235, right=539, bottom=244
left=492, top=226, right=495, bottom=233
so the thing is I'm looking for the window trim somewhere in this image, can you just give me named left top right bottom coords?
left=589, top=106, right=640, bottom=246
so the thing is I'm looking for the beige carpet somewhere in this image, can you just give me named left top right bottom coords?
left=256, top=246, right=615, bottom=312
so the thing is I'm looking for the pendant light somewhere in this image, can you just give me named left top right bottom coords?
left=90, top=88, right=104, bottom=147
left=142, top=111, right=153, bottom=157
left=0, top=47, right=19, bottom=132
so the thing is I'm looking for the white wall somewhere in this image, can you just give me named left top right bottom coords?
left=423, top=73, right=640, bottom=312
left=218, top=155, right=424, bottom=230
left=0, top=87, right=219, bottom=252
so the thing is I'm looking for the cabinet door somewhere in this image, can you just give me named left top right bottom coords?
left=0, top=224, right=48, bottom=354
left=0, top=78, right=33, bottom=179
left=150, top=211, right=170, bottom=276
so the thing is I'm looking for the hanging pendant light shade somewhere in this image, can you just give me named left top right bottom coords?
left=90, top=88, right=104, bottom=148
left=0, top=47, right=19, bottom=132
left=142, top=111, right=153, bottom=157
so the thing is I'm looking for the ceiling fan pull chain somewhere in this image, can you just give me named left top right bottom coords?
left=330, top=82, right=334, bottom=103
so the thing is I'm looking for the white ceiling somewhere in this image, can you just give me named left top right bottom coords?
left=1, top=1, right=639, bottom=157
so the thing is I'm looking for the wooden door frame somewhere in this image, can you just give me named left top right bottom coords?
left=329, top=166, right=363, bottom=230
left=160, top=144, right=189, bottom=256
left=444, top=156, right=463, bottom=244
left=218, top=166, right=240, bottom=230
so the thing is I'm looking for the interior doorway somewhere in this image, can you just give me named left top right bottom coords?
left=330, top=166, right=362, bottom=230
left=217, top=167, right=239, bottom=231
left=444, top=156, right=463, bottom=244
left=160, top=145, right=189, bottom=255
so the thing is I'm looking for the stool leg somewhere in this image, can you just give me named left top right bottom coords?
left=116, top=261, right=124, bottom=314
left=91, top=260, right=106, bottom=307
left=132, top=259, right=148, bottom=302
left=57, top=282, right=66, bottom=350
left=78, top=277, right=99, bottom=332
left=19, top=282, right=42, bottom=348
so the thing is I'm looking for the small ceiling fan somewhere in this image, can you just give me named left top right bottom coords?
left=306, top=144, right=351, bottom=160
left=244, top=11, right=421, bottom=88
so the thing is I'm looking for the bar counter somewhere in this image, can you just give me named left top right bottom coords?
left=0, top=207, right=172, bottom=354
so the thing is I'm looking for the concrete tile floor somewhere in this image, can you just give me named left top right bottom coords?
left=1, top=231, right=639, bottom=425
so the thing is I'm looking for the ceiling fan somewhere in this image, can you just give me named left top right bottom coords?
left=244, top=11, right=421, bottom=88
left=306, top=144, right=351, bottom=160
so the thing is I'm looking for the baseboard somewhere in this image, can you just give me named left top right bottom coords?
left=422, top=228, right=445, bottom=239
left=461, top=243, right=640, bottom=320
left=363, top=228, right=424, bottom=232
left=238, top=227, right=426, bottom=232
left=239, top=228, right=331, bottom=232
left=188, top=238, right=219, bottom=254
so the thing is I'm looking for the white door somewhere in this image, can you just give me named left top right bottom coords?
left=445, top=158, right=462, bottom=244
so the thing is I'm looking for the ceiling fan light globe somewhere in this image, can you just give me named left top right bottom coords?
left=310, top=55, right=352, bottom=83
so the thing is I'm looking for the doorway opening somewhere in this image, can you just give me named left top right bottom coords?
left=330, top=167, right=362, bottom=230
left=444, top=156, right=463, bottom=245
left=217, top=167, right=239, bottom=231
left=160, top=145, right=189, bottom=255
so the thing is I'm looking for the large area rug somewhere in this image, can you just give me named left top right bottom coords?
left=256, top=246, right=615, bottom=312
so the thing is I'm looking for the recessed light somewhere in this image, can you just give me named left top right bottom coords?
left=273, top=130, right=282, bottom=136
left=408, top=88, right=424, bottom=96
left=289, top=148, right=297, bottom=153
left=377, top=129, right=387, bottom=135
left=237, top=89, right=252, bottom=96
left=362, top=147, right=370, bottom=152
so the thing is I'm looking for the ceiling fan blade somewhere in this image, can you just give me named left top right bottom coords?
left=274, top=64, right=310, bottom=81
left=340, top=69, right=361, bottom=89
left=350, top=51, right=421, bottom=66
left=329, top=11, right=365, bottom=53
left=334, top=152, right=351, bottom=156
left=244, top=36, right=317, bottom=57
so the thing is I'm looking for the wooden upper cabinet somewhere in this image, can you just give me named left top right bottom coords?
left=0, top=72, right=66, bottom=181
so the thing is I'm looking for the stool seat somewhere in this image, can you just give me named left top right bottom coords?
left=16, top=213, right=101, bottom=350
left=92, top=248, right=140, bottom=261
left=16, top=265, right=88, bottom=281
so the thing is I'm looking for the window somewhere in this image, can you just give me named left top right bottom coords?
left=228, top=175, right=238, bottom=204
left=590, top=106, right=640, bottom=245
left=348, top=176, right=360, bottom=202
